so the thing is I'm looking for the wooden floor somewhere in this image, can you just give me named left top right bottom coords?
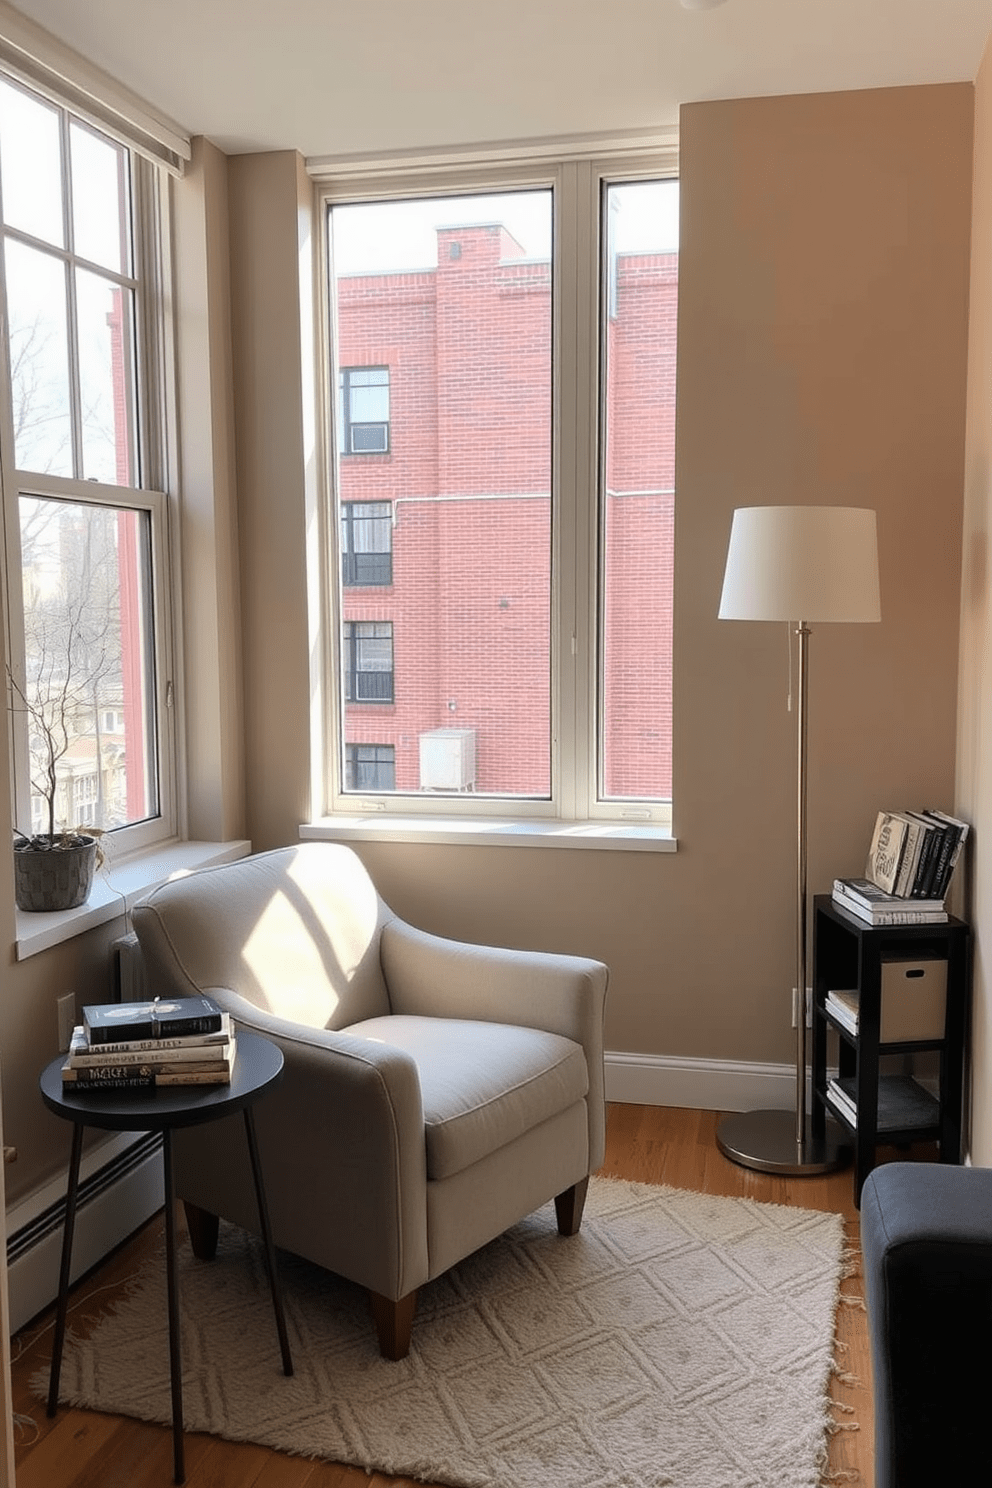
left=9, top=1105, right=876, bottom=1488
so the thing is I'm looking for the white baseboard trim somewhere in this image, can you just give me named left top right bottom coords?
left=6, top=1131, right=164, bottom=1335
left=605, top=1050, right=799, bottom=1112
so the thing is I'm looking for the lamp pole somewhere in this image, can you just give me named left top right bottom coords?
left=795, top=621, right=810, bottom=1155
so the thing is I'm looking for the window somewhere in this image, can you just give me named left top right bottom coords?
left=320, top=152, right=677, bottom=826
left=344, top=621, right=394, bottom=703
left=345, top=744, right=395, bottom=791
left=1, top=74, right=175, bottom=853
left=342, top=501, right=392, bottom=586
left=340, top=367, right=390, bottom=453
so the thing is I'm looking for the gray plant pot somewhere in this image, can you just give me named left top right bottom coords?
left=13, top=835, right=99, bottom=912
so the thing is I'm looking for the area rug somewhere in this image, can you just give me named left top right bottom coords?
left=38, top=1176, right=848, bottom=1488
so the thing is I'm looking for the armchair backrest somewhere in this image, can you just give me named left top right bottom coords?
left=133, top=844, right=394, bottom=1029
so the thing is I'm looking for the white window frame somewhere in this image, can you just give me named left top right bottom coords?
left=309, top=135, right=678, bottom=842
left=0, top=74, right=179, bottom=862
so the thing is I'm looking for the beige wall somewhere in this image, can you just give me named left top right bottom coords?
left=234, top=85, right=973, bottom=1067
left=228, top=151, right=314, bottom=851
left=173, top=137, right=246, bottom=844
left=959, top=42, right=992, bottom=1164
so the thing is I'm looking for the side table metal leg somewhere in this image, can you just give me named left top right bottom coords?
left=162, top=1131, right=186, bottom=1484
left=47, top=1122, right=84, bottom=1417
left=242, top=1108, right=293, bottom=1376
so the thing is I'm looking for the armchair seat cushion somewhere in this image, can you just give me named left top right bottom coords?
left=347, top=1015, right=588, bottom=1180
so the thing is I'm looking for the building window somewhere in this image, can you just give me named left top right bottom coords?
left=322, top=156, right=676, bottom=823
left=340, top=367, right=390, bottom=453
left=345, top=743, right=395, bottom=791
left=1, top=74, right=175, bottom=853
left=342, top=501, right=392, bottom=586
left=344, top=621, right=394, bottom=703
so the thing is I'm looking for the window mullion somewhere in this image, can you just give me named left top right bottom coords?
left=61, top=112, right=85, bottom=481
left=555, top=160, right=599, bottom=822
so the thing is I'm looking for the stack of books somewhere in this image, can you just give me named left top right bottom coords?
left=831, top=808, right=969, bottom=925
left=62, top=995, right=235, bottom=1093
left=831, top=876, right=948, bottom=925
left=825, top=1073, right=939, bottom=1133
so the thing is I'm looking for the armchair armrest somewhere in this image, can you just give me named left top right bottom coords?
left=181, top=990, right=430, bottom=1299
left=380, top=918, right=608, bottom=1167
left=381, top=918, right=607, bottom=1041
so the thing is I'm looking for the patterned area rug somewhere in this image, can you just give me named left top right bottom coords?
left=40, top=1177, right=848, bottom=1488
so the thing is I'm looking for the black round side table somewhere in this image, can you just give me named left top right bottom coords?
left=40, top=1028, right=294, bottom=1485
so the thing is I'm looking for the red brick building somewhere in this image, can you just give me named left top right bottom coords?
left=336, top=222, right=676, bottom=802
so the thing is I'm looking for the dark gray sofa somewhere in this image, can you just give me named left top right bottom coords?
left=861, top=1162, right=992, bottom=1486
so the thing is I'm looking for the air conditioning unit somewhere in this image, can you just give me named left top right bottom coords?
left=419, top=728, right=477, bottom=791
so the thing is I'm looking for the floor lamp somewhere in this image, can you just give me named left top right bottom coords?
left=716, top=506, right=881, bottom=1174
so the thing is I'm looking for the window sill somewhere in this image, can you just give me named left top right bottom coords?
left=14, top=838, right=251, bottom=960
left=301, top=816, right=677, bottom=852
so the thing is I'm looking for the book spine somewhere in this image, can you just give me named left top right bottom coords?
left=826, top=1081, right=857, bottom=1127
left=825, top=999, right=858, bottom=1036
left=71, top=1026, right=230, bottom=1055
left=924, top=817, right=963, bottom=900
left=831, top=890, right=946, bottom=926
left=87, top=1013, right=224, bottom=1044
left=893, top=819, right=923, bottom=897
left=62, top=1067, right=231, bottom=1088
left=62, top=1069, right=156, bottom=1090
left=68, top=1040, right=233, bottom=1068
left=914, top=823, right=947, bottom=899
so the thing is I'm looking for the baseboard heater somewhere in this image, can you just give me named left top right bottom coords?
left=6, top=1129, right=164, bottom=1335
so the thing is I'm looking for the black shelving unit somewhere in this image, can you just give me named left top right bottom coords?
left=811, top=894, right=970, bottom=1206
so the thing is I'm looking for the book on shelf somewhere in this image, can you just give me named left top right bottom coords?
left=83, top=995, right=225, bottom=1045
left=831, top=880, right=948, bottom=925
left=825, top=1073, right=939, bottom=1132
left=889, top=812, right=929, bottom=898
left=824, top=975, right=946, bottom=1043
left=865, top=811, right=908, bottom=895
left=825, top=989, right=860, bottom=1037
left=918, top=810, right=969, bottom=901
left=862, top=808, right=969, bottom=903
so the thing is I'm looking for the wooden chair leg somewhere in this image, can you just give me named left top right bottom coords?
left=554, top=1176, right=589, bottom=1236
left=368, top=1289, right=417, bottom=1360
left=183, top=1201, right=220, bottom=1260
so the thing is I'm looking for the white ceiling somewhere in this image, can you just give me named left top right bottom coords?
left=7, top=0, right=992, bottom=159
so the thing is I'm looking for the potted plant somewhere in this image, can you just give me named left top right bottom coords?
left=7, top=664, right=104, bottom=914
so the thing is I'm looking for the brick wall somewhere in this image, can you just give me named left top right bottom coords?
left=338, top=228, right=676, bottom=800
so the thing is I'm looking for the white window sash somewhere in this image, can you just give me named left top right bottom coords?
left=313, top=146, right=676, bottom=827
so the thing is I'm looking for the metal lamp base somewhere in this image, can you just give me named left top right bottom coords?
left=716, top=1109, right=851, bottom=1176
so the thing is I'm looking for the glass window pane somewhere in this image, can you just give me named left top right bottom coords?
left=332, top=190, right=553, bottom=798
left=17, top=496, right=159, bottom=837
left=4, top=240, right=72, bottom=476
left=0, top=79, right=64, bottom=248
left=600, top=179, right=678, bottom=803
left=70, top=122, right=131, bottom=274
left=76, top=268, right=137, bottom=484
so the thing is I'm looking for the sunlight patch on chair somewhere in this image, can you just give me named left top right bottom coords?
left=241, top=877, right=377, bottom=1025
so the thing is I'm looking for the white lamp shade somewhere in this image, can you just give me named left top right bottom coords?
left=718, top=506, right=881, bottom=623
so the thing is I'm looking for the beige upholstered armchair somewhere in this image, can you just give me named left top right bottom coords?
left=132, top=843, right=608, bottom=1359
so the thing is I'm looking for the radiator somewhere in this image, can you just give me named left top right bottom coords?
left=112, top=931, right=148, bottom=1002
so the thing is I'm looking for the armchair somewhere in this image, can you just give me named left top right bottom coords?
left=132, top=843, right=608, bottom=1358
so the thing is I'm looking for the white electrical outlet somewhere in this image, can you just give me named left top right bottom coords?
left=57, top=992, right=76, bottom=1053
left=791, top=986, right=814, bottom=1029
